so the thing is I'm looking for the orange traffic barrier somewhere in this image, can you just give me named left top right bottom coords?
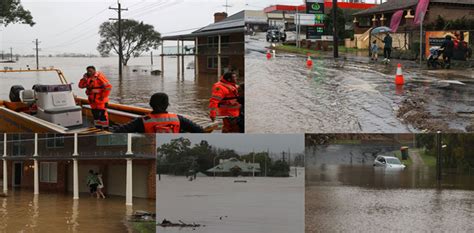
left=395, top=63, right=404, bottom=85
left=306, top=53, right=313, bottom=68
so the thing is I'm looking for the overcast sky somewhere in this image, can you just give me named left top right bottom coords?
left=0, top=0, right=245, bottom=55
left=156, top=134, right=305, bottom=154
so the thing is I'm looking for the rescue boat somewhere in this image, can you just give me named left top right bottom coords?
left=0, top=68, right=218, bottom=133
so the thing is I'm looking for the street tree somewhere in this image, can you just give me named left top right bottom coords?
left=97, top=19, right=161, bottom=66
left=0, top=0, right=35, bottom=26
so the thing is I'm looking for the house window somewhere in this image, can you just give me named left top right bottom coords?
left=40, top=162, right=57, bottom=183
left=207, top=36, right=230, bottom=48
left=96, top=134, right=127, bottom=146
left=12, top=134, right=26, bottom=156
left=46, top=134, right=65, bottom=148
left=207, top=56, right=230, bottom=70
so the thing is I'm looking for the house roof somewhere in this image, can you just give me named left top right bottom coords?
left=162, top=10, right=244, bottom=40
left=353, top=0, right=474, bottom=16
left=207, top=158, right=261, bottom=173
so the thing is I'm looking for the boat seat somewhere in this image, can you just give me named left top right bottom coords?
left=20, top=90, right=36, bottom=104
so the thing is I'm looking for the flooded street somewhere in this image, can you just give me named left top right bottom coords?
left=0, top=186, right=155, bottom=233
left=156, top=172, right=304, bottom=233
left=0, top=56, right=216, bottom=118
left=246, top=33, right=474, bottom=133
left=306, top=144, right=474, bottom=232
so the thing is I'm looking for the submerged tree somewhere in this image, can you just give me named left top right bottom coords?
left=0, top=0, right=35, bottom=26
left=97, top=19, right=161, bottom=66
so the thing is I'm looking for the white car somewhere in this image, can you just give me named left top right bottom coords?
left=373, top=155, right=406, bottom=169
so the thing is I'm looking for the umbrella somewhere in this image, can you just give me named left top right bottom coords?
left=371, top=26, right=392, bottom=35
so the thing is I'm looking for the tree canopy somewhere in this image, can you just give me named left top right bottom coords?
left=97, top=19, right=161, bottom=65
left=0, top=0, right=35, bottom=26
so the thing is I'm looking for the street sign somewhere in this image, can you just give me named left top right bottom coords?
left=306, top=0, right=325, bottom=40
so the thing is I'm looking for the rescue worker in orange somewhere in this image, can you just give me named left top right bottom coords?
left=112, top=92, right=204, bottom=133
left=209, top=71, right=241, bottom=133
left=78, top=66, right=112, bottom=130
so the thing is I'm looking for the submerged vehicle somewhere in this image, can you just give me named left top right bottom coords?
left=373, top=155, right=406, bottom=169
left=266, top=29, right=286, bottom=43
left=0, top=69, right=218, bottom=133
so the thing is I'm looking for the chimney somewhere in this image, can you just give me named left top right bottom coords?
left=214, top=12, right=228, bottom=23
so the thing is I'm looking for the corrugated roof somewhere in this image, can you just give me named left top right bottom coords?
left=193, top=10, right=244, bottom=33
left=207, top=158, right=261, bottom=173
left=353, top=0, right=474, bottom=16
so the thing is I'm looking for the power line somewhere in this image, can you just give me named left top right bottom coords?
left=109, top=2, right=128, bottom=79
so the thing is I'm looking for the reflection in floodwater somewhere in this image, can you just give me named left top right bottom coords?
left=0, top=188, right=154, bottom=232
left=156, top=173, right=305, bottom=233
left=306, top=144, right=474, bottom=232
left=0, top=56, right=217, bottom=118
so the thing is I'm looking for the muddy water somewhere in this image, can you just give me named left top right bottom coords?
left=246, top=33, right=474, bottom=133
left=0, top=187, right=155, bottom=232
left=156, top=172, right=304, bottom=233
left=0, top=56, right=216, bottom=117
left=306, top=144, right=474, bottom=232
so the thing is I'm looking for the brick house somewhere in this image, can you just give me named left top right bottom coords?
left=0, top=133, right=156, bottom=204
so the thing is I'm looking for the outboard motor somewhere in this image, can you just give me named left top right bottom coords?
left=34, top=84, right=82, bottom=127
left=9, top=85, right=25, bottom=102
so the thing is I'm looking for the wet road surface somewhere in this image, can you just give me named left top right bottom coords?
left=156, top=173, right=304, bottom=233
left=246, top=33, right=474, bottom=133
left=306, top=144, right=474, bottom=232
left=0, top=188, right=155, bottom=233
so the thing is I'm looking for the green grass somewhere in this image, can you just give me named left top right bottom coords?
left=390, top=150, right=413, bottom=166
left=132, top=222, right=156, bottom=233
left=275, top=44, right=322, bottom=55
left=418, top=149, right=437, bottom=167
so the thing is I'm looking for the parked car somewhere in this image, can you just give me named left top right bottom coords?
left=373, top=155, right=406, bottom=169
left=266, top=29, right=286, bottom=42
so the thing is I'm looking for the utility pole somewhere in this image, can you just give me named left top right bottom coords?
left=332, top=0, right=339, bottom=58
left=109, top=1, right=128, bottom=79
left=33, top=39, right=41, bottom=69
left=1, top=51, right=4, bottom=60
left=150, top=51, right=153, bottom=66
left=223, top=0, right=232, bottom=14
left=9, top=47, right=13, bottom=62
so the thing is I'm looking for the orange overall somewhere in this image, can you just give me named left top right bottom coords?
left=143, top=113, right=181, bottom=133
left=78, top=72, right=112, bottom=129
left=209, top=77, right=241, bottom=133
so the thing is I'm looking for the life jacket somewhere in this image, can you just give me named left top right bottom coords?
left=209, top=78, right=240, bottom=118
left=143, top=113, right=180, bottom=133
left=79, top=72, right=112, bottom=109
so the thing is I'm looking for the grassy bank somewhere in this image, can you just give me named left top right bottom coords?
left=391, top=150, right=413, bottom=166
left=132, top=222, right=156, bottom=233
left=418, top=149, right=437, bottom=167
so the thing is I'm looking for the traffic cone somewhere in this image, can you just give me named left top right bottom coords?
left=395, top=63, right=404, bottom=85
left=266, top=50, right=272, bottom=60
left=306, top=53, right=313, bottom=68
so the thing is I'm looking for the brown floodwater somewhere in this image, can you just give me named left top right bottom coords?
left=0, top=56, right=218, bottom=118
left=306, top=144, right=474, bottom=232
left=156, top=171, right=305, bottom=233
left=0, top=186, right=155, bottom=233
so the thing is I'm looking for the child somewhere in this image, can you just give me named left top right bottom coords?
left=371, top=40, right=378, bottom=61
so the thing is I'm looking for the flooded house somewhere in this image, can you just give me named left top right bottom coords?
left=0, top=133, right=156, bottom=205
left=161, top=11, right=245, bottom=79
left=207, top=158, right=260, bottom=177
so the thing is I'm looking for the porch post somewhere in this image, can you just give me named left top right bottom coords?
left=177, top=39, right=180, bottom=78
left=126, top=158, right=133, bottom=206
left=161, top=44, right=164, bottom=77
left=3, top=133, right=7, bottom=193
left=33, top=133, right=39, bottom=195
left=217, top=34, right=222, bottom=78
left=126, top=133, right=133, bottom=155
left=73, top=133, right=79, bottom=199
left=181, top=39, right=185, bottom=77
left=195, top=37, right=199, bottom=78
